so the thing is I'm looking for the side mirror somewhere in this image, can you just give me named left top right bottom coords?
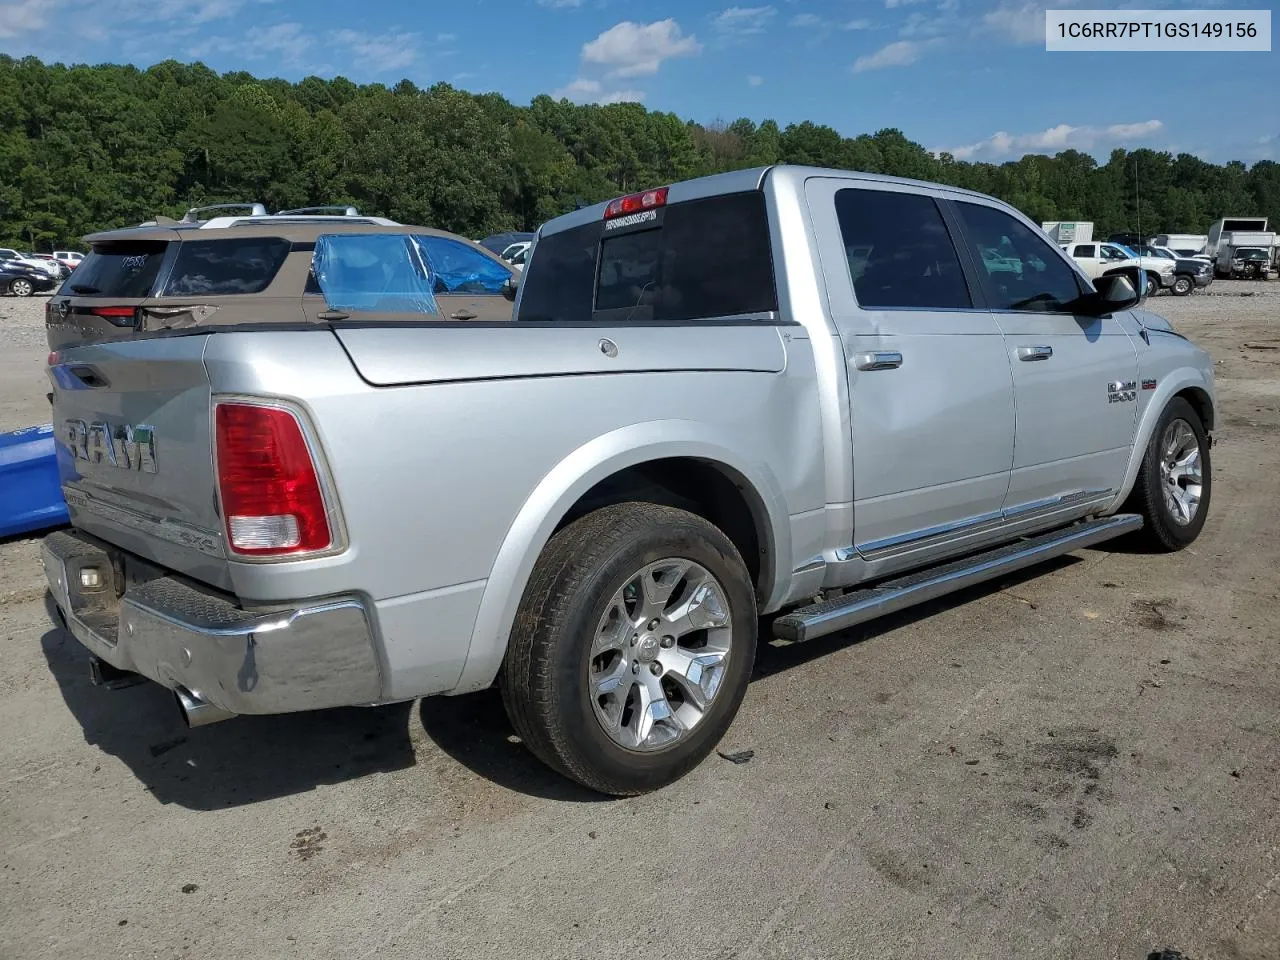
left=501, top=275, right=519, bottom=302
left=1084, top=269, right=1142, bottom=315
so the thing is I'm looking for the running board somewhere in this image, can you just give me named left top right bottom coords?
left=772, top=513, right=1143, bottom=644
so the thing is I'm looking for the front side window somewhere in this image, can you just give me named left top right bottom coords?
left=311, top=234, right=440, bottom=315
left=417, top=236, right=511, bottom=294
left=1101, top=244, right=1131, bottom=261
left=834, top=188, right=971, bottom=310
left=162, top=238, right=290, bottom=296
left=956, top=202, right=1085, bottom=311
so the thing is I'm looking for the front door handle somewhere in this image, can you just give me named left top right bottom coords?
left=450, top=309, right=478, bottom=321
left=854, top=351, right=903, bottom=371
left=1017, top=345, right=1053, bottom=362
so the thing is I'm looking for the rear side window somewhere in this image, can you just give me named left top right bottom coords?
left=517, top=191, right=778, bottom=323
left=834, top=189, right=971, bottom=310
left=68, top=241, right=168, bottom=298
left=161, top=238, right=291, bottom=296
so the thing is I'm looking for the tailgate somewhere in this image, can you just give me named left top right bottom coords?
left=50, top=334, right=232, bottom=590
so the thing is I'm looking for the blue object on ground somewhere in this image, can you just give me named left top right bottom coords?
left=0, top=423, right=70, bottom=538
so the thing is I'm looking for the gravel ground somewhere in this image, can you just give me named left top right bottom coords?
left=1, top=284, right=1278, bottom=960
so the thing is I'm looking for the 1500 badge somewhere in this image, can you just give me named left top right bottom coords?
left=63, top=419, right=158, bottom=473
left=1106, top=380, right=1138, bottom=404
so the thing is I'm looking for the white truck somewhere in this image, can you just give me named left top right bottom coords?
left=1149, top=234, right=1208, bottom=258
left=1042, top=221, right=1093, bottom=245
left=1206, top=218, right=1268, bottom=258
left=1062, top=240, right=1174, bottom=293
left=1216, top=233, right=1276, bottom=279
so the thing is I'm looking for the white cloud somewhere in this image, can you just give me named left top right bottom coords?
left=747, top=73, right=763, bottom=85
left=0, top=0, right=48, bottom=37
left=885, top=0, right=927, bottom=7
left=945, top=119, right=1165, bottom=160
left=852, top=39, right=929, bottom=71
left=551, top=77, right=644, bottom=104
left=788, top=12, right=823, bottom=27
left=538, top=0, right=584, bottom=6
left=843, top=18, right=873, bottom=29
left=189, top=21, right=314, bottom=66
left=981, top=0, right=1053, bottom=44
left=330, top=28, right=422, bottom=72
left=713, top=6, right=777, bottom=35
left=581, top=19, right=702, bottom=77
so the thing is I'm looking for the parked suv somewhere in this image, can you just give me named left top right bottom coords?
left=41, top=168, right=1213, bottom=795
left=47, top=204, right=517, bottom=350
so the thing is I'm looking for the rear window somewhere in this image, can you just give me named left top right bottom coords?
left=161, top=237, right=291, bottom=296
left=68, top=241, right=168, bottom=298
left=518, top=191, right=777, bottom=323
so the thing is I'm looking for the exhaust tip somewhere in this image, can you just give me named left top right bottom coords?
left=174, top=686, right=236, bottom=728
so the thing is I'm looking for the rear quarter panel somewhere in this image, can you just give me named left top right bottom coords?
left=204, top=325, right=825, bottom=699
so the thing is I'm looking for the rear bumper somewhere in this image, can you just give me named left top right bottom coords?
left=41, top=529, right=382, bottom=716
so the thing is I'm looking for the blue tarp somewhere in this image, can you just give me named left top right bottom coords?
left=0, top=423, right=69, bottom=538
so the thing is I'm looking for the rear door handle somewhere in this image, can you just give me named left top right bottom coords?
left=1017, top=345, right=1053, bottom=362
left=450, top=310, right=478, bottom=321
left=854, top=351, right=903, bottom=371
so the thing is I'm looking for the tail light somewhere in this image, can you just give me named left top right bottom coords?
left=604, top=187, right=669, bottom=219
left=214, top=401, right=333, bottom=557
left=89, top=306, right=137, bottom=326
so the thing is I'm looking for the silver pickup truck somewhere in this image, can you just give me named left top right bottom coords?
left=41, top=165, right=1214, bottom=795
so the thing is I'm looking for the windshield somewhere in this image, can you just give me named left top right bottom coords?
left=1235, top=248, right=1267, bottom=259
left=1173, top=249, right=1203, bottom=258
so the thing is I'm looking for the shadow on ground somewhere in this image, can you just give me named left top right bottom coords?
left=41, top=594, right=417, bottom=811
left=45, top=551, right=1097, bottom=805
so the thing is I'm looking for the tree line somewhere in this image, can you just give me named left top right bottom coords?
left=1, top=54, right=1277, bottom=250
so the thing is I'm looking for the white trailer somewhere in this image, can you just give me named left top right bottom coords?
left=1041, top=221, right=1093, bottom=244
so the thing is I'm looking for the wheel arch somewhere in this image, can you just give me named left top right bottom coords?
left=449, top=421, right=792, bottom=695
left=1108, top=369, right=1215, bottom=512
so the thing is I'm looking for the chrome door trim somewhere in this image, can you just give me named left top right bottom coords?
left=854, top=489, right=1115, bottom=562
left=856, top=509, right=1005, bottom=560
left=1001, top=488, right=1113, bottom=519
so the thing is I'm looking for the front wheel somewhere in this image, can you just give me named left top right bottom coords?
left=1171, top=275, right=1193, bottom=297
left=1123, top=397, right=1211, bottom=551
left=500, top=502, right=757, bottom=795
left=9, top=278, right=33, bottom=297
left=1145, top=272, right=1162, bottom=296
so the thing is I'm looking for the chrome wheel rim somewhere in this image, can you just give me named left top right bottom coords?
left=1159, top=419, right=1202, bottom=526
left=589, top=558, right=733, bottom=753
left=1174, top=277, right=1191, bottom=294
left=12, top=279, right=31, bottom=296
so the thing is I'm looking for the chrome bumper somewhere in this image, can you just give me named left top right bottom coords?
left=41, top=529, right=382, bottom=716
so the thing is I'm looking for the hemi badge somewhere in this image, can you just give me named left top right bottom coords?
left=1142, top=379, right=1157, bottom=391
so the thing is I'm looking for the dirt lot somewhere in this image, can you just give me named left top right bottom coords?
left=2, top=286, right=1278, bottom=960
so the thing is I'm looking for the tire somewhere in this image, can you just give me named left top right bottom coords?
left=1171, top=275, right=1193, bottom=297
left=1145, top=272, right=1161, bottom=296
left=500, top=501, right=758, bottom=795
left=1123, top=397, right=1211, bottom=551
left=9, top=278, right=33, bottom=297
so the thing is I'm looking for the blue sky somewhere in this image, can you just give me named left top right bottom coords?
left=0, top=0, right=1275, bottom=163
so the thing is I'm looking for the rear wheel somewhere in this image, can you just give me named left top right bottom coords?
left=1145, top=271, right=1161, bottom=296
left=500, top=502, right=757, bottom=795
left=9, top=278, right=33, bottom=297
left=1171, top=275, right=1193, bottom=297
left=1123, top=397, right=1211, bottom=551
